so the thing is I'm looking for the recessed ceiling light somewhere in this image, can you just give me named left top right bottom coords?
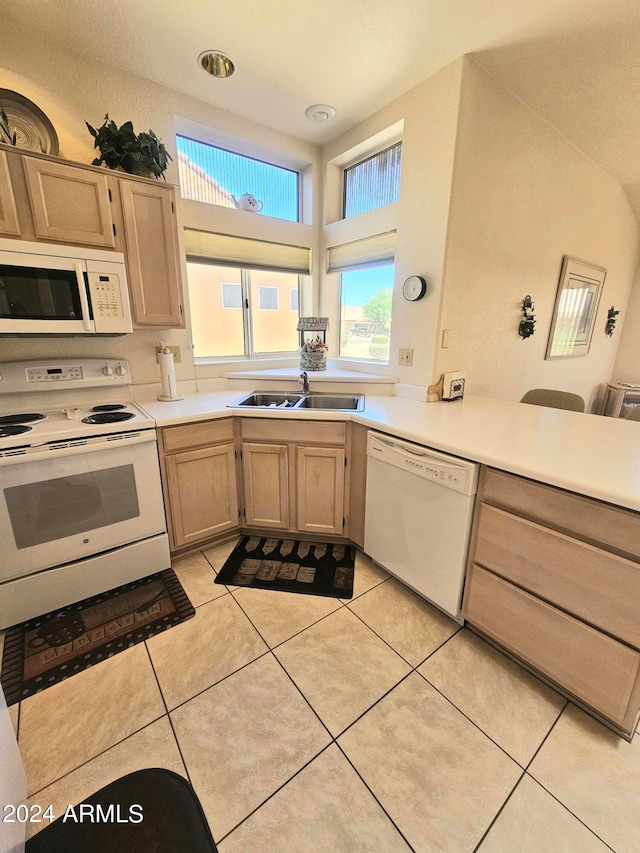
left=305, top=104, right=336, bottom=122
left=198, top=50, right=235, bottom=79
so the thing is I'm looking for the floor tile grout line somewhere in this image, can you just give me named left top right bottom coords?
left=231, top=592, right=345, bottom=653
left=332, top=669, right=416, bottom=741
left=333, top=740, right=416, bottom=852
left=411, top=624, right=464, bottom=669
left=523, top=699, right=568, bottom=772
left=521, top=702, right=616, bottom=852
left=521, top=772, right=616, bottom=852
left=142, top=641, right=194, bottom=789
left=470, top=769, right=526, bottom=853
left=214, top=741, right=335, bottom=846
left=415, top=669, right=531, bottom=769
left=26, top=714, right=166, bottom=801
left=269, top=648, right=338, bottom=742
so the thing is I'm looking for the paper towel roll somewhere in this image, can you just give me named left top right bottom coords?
left=158, top=343, right=184, bottom=401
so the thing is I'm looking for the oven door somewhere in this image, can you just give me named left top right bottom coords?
left=0, top=431, right=166, bottom=582
left=0, top=249, right=94, bottom=334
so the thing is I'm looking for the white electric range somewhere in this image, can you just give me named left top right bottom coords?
left=0, top=358, right=170, bottom=629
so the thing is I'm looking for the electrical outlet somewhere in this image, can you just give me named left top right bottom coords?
left=398, top=348, right=413, bottom=366
left=156, top=345, right=181, bottom=363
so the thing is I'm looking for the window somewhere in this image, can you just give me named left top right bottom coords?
left=221, top=282, right=242, bottom=309
left=339, top=265, right=394, bottom=362
left=258, top=286, right=278, bottom=311
left=187, top=262, right=299, bottom=358
left=343, top=142, right=402, bottom=218
left=290, top=289, right=299, bottom=312
left=177, top=135, right=299, bottom=222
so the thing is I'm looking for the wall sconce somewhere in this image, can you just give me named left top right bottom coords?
left=605, top=306, right=619, bottom=337
left=518, top=295, right=536, bottom=339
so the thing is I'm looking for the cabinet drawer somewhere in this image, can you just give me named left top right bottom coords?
left=474, top=504, right=640, bottom=648
left=161, top=418, right=234, bottom=453
left=481, top=467, right=640, bottom=562
left=463, top=565, right=640, bottom=724
left=240, top=418, right=345, bottom=445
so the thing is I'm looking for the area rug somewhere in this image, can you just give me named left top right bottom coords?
left=0, top=569, right=194, bottom=706
left=215, top=536, right=355, bottom=599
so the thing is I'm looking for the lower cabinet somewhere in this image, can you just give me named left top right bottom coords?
left=239, top=418, right=348, bottom=538
left=463, top=466, right=640, bottom=738
left=159, top=418, right=239, bottom=553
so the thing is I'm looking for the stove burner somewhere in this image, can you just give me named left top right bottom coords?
left=82, top=412, right=136, bottom=425
left=0, top=424, right=33, bottom=438
left=91, top=404, right=127, bottom=412
left=0, top=413, right=45, bottom=425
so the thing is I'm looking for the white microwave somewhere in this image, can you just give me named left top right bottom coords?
left=0, top=239, right=133, bottom=335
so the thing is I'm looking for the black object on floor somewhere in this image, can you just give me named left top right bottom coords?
left=24, top=768, right=218, bottom=853
left=1, top=569, right=194, bottom=706
left=215, top=536, right=355, bottom=599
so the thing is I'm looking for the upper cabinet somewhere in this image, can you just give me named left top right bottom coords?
left=22, top=156, right=115, bottom=247
left=117, top=180, right=184, bottom=328
left=0, top=151, right=20, bottom=236
left=0, top=144, right=185, bottom=328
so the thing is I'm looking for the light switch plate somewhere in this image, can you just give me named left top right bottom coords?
left=398, top=348, right=414, bottom=366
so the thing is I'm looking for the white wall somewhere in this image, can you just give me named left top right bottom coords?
left=436, top=58, right=640, bottom=409
left=0, top=19, right=321, bottom=385
left=613, top=266, right=640, bottom=382
left=321, top=59, right=464, bottom=387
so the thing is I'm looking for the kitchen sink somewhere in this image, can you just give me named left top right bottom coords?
left=231, top=391, right=364, bottom=411
left=232, top=392, right=304, bottom=408
left=295, top=393, right=364, bottom=411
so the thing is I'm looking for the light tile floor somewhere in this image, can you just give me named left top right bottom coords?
left=8, top=541, right=640, bottom=851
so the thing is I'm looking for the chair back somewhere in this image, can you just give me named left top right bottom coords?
left=520, top=389, right=585, bottom=412
left=625, top=406, right=640, bottom=421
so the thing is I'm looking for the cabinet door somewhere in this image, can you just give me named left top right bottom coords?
left=119, top=179, right=184, bottom=327
left=22, top=157, right=115, bottom=246
left=296, top=446, right=345, bottom=536
left=0, top=151, right=20, bottom=236
left=165, top=443, right=239, bottom=549
left=242, top=442, right=290, bottom=530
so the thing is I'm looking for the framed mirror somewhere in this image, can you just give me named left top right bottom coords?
left=546, top=256, right=606, bottom=359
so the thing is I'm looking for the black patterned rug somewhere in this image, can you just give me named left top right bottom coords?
left=1, top=569, right=194, bottom=706
left=215, top=536, right=355, bottom=599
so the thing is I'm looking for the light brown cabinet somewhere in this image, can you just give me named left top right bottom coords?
left=22, top=156, right=115, bottom=247
left=0, top=143, right=185, bottom=329
left=239, top=418, right=349, bottom=538
left=463, top=466, right=640, bottom=738
left=117, top=179, right=184, bottom=328
left=159, top=418, right=239, bottom=553
left=0, top=151, right=20, bottom=236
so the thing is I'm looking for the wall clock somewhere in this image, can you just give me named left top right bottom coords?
left=402, top=275, right=427, bottom=302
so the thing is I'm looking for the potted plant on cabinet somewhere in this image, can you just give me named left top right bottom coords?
left=85, top=114, right=172, bottom=179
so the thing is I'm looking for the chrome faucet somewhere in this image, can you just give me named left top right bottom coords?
left=299, top=371, right=310, bottom=394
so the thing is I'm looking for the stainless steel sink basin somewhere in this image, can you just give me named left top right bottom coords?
left=296, top=393, right=364, bottom=411
left=230, top=391, right=365, bottom=411
left=232, top=392, right=304, bottom=409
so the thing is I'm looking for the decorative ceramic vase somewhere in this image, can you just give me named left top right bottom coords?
left=300, top=351, right=326, bottom=371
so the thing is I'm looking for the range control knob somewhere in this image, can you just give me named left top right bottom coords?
left=102, top=363, right=114, bottom=376
left=114, top=363, right=127, bottom=376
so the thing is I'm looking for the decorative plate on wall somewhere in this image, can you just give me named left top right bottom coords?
left=0, top=89, right=59, bottom=155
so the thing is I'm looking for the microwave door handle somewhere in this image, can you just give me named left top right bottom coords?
left=75, top=263, right=92, bottom=331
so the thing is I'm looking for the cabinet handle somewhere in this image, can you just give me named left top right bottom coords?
left=112, top=223, right=116, bottom=237
left=108, top=188, right=112, bottom=202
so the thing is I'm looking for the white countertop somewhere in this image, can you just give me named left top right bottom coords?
left=137, top=392, right=640, bottom=513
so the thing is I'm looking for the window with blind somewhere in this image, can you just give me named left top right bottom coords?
left=177, top=135, right=300, bottom=222
left=343, top=142, right=402, bottom=218
left=327, top=231, right=396, bottom=363
left=184, top=229, right=310, bottom=359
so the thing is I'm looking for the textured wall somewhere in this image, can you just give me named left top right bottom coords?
left=436, top=59, right=640, bottom=409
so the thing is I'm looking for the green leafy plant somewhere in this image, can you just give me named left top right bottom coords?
left=0, top=106, right=17, bottom=145
left=85, top=114, right=172, bottom=179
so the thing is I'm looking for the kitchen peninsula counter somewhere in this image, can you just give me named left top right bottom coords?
left=137, top=392, right=640, bottom=513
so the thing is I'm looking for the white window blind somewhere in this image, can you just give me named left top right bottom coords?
left=326, top=231, right=396, bottom=274
left=184, top=229, right=311, bottom=274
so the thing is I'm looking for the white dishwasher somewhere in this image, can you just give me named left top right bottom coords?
left=364, top=431, right=479, bottom=621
